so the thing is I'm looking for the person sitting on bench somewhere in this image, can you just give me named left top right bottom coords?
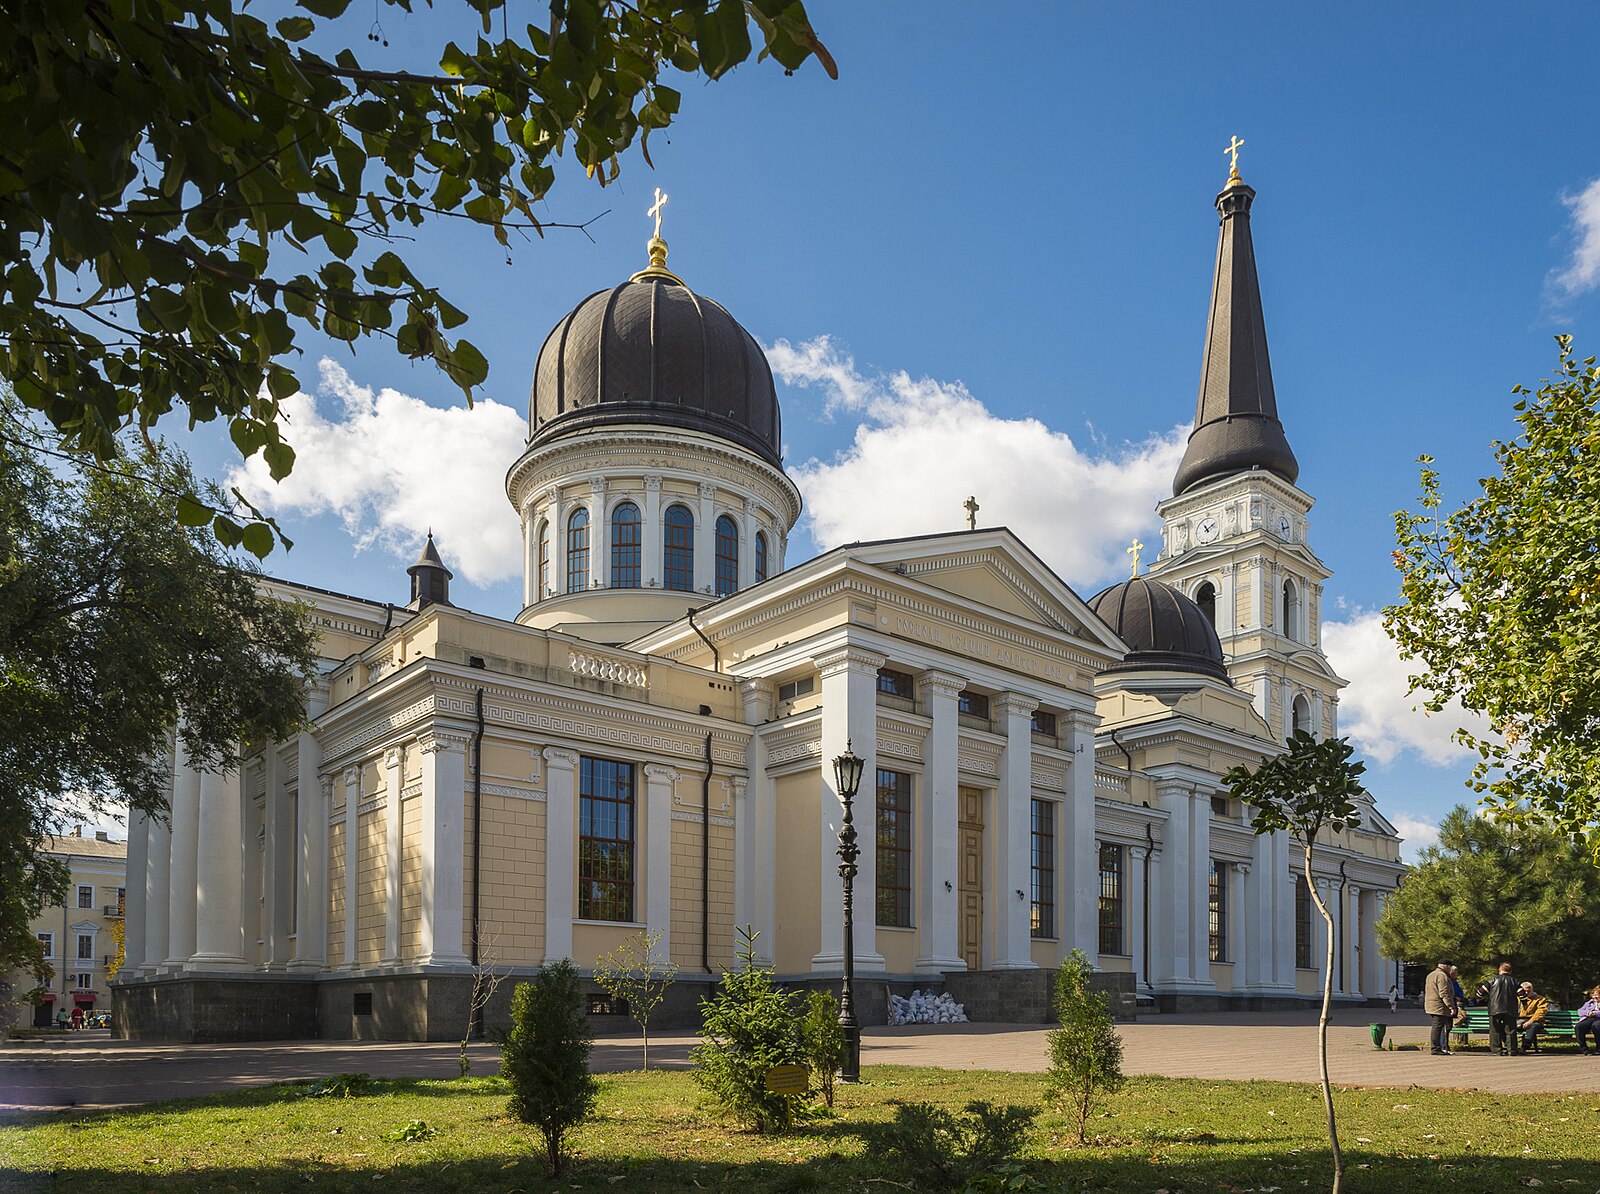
left=1576, top=986, right=1600, bottom=1055
left=1517, top=982, right=1551, bottom=1053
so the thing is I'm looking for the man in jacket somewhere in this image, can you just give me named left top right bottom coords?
left=1484, top=962, right=1520, bottom=1056
left=1424, top=960, right=1459, bottom=1055
left=1517, top=982, right=1551, bottom=1053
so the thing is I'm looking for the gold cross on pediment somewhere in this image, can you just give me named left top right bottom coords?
left=1127, top=538, right=1144, bottom=577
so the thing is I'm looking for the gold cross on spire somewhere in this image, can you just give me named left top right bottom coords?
left=1127, top=538, right=1144, bottom=577
left=964, top=495, right=980, bottom=531
left=1224, top=135, right=1245, bottom=181
left=648, top=187, right=669, bottom=239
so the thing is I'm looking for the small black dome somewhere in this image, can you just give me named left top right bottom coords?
left=528, top=274, right=781, bottom=468
left=1087, top=576, right=1229, bottom=681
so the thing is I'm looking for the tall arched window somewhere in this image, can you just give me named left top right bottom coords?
left=610, top=501, right=641, bottom=589
left=1281, top=577, right=1301, bottom=642
left=1291, top=693, right=1311, bottom=737
left=663, top=504, right=694, bottom=592
left=566, top=507, right=590, bottom=593
left=714, top=514, right=739, bottom=596
left=754, top=531, right=769, bottom=583
left=1194, top=580, right=1217, bottom=628
left=537, top=519, right=551, bottom=599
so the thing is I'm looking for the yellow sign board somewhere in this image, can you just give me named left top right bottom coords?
left=763, top=1064, right=809, bottom=1095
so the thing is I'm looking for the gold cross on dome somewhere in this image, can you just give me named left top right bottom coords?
left=648, top=187, right=669, bottom=239
left=1224, top=135, right=1245, bottom=179
left=1127, top=538, right=1144, bottom=577
left=964, top=495, right=980, bottom=530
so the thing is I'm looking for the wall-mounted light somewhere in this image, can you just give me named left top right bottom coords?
left=1015, top=889, right=1025, bottom=902
left=944, top=880, right=953, bottom=892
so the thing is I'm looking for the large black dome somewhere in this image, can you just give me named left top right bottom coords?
left=1087, top=576, right=1229, bottom=682
left=528, top=272, right=781, bottom=468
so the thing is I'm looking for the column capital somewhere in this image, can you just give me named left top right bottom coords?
left=1129, top=844, right=1151, bottom=862
left=731, top=775, right=748, bottom=800
left=814, top=646, right=886, bottom=680
left=743, top=495, right=759, bottom=516
left=589, top=475, right=607, bottom=497
left=1062, top=708, right=1100, bottom=737
left=738, top=677, right=776, bottom=724
left=342, top=766, right=360, bottom=786
left=419, top=731, right=469, bottom=756
left=644, top=474, right=663, bottom=492
left=643, top=763, right=679, bottom=784
left=698, top=480, right=717, bottom=501
left=320, top=774, right=336, bottom=799
left=919, top=670, right=967, bottom=699
left=995, top=692, right=1040, bottom=719
left=384, top=746, right=402, bottom=769
left=1237, top=862, right=1251, bottom=876
left=543, top=745, right=580, bottom=769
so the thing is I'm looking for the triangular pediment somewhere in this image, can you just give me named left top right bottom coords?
left=845, top=529, right=1129, bottom=656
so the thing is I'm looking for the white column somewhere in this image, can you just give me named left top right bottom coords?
left=1276, top=834, right=1298, bottom=989
left=1372, top=891, right=1390, bottom=997
left=642, top=475, right=663, bottom=588
left=551, top=487, right=569, bottom=596
left=1190, top=791, right=1214, bottom=986
left=417, top=732, right=469, bottom=967
left=342, top=766, right=360, bottom=968
left=914, top=671, right=965, bottom=974
left=993, top=693, right=1039, bottom=969
left=739, top=498, right=758, bottom=589
left=1231, top=862, right=1249, bottom=991
left=589, top=477, right=608, bottom=589
left=522, top=512, right=533, bottom=607
left=122, top=811, right=149, bottom=977
left=262, top=747, right=292, bottom=969
left=242, top=762, right=263, bottom=965
left=1063, top=712, right=1100, bottom=958
left=813, top=646, right=885, bottom=971
left=543, top=747, right=578, bottom=962
left=643, top=764, right=677, bottom=955
left=740, top=680, right=776, bottom=966
left=1152, top=778, right=1190, bottom=988
left=1346, top=882, right=1363, bottom=998
left=1128, top=844, right=1150, bottom=989
left=731, top=775, right=750, bottom=935
left=290, top=690, right=328, bottom=971
left=1313, top=876, right=1332, bottom=995
left=382, top=746, right=403, bottom=965
left=142, top=809, right=170, bottom=977
left=192, top=760, right=246, bottom=969
left=696, top=481, right=716, bottom=593
left=165, top=733, right=201, bottom=970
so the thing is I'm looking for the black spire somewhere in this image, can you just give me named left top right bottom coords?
left=407, top=531, right=453, bottom=609
left=1171, top=173, right=1299, bottom=497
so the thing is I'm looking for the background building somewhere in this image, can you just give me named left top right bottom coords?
left=13, top=829, right=127, bottom=1029
left=115, top=167, right=1403, bottom=1041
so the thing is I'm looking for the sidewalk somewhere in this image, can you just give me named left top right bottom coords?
left=5, top=1009, right=1598, bottom=1113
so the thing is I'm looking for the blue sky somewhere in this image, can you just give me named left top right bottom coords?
left=160, top=2, right=1600, bottom=859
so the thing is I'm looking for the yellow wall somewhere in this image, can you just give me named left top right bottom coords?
left=470, top=794, right=548, bottom=967
left=878, top=927, right=916, bottom=973
left=357, top=807, right=385, bottom=964
left=327, top=820, right=346, bottom=963
left=400, top=793, right=422, bottom=960
left=1211, top=961, right=1233, bottom=992
left=773, top=771, right=821, bottom=973
left=670, top=819, right=734, bottom=972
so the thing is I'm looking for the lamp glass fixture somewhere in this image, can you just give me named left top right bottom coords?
left=832, top=741, right=865, bottom=799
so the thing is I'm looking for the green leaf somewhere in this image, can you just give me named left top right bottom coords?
left=275, top=16, right=315, bottom=41
left=176, top=494, right=213, bottom=527
left=240, top=521, right=275, bottom=559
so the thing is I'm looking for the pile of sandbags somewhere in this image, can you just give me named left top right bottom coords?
left=887, top=988, right=968, bottom=1025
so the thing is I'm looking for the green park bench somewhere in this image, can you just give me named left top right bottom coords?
left=1451, top=1007, right=1582, bottom=1048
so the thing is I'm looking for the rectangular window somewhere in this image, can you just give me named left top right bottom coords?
left=1210, top=794, right=1230, bottom=818
left=1098, top=843, right=1125, bottom=955
left=1030, top=799, right=1056, bottom=939
left=78, top=933, right=94, bottom=960
left=75, top=972, right=93, bottom=990
left=1295, top=875, right=1313, bottom=969
left=578, top=757, right=636, bottom=923
left=77, top=885, right=94, bottom=909
left=958, top=691, right=990, bottom=719
left=115, top=887, right=126, bottom=915
left=875, top=769, right=913, bottom=928
left=1031, top=709, right=1058, bottom=737
left=876, top=668, right=914, bottom=699
left=36, top=932, right=53, bottom=959
left=777, top=676, right=814, bottom=703
left=1208, top=860, right=1228, bottom=962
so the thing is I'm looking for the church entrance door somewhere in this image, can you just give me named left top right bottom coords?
left=959, top=786, right=984, bottom=971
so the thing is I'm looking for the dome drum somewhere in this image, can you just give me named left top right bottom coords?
left=1088, top=575, right=1230, bottom=682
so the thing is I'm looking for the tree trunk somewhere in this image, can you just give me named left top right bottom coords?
left=1304, top=848, right=1343, bottom=1193
left=642, top=1022, right=650, bottom=1072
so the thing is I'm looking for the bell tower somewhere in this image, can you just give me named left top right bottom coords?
left=1145, top=155, right=1344, bottom=741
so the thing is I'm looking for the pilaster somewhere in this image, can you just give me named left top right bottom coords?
left=739, top=678, right=776, bottom=965
left=342, top=766, right=360, bottom=969
left=382, top=745, right=404, bottom=965
left=642, top=475, right=663, bottom=588
left=262, top=746, right=291, bottom=970
left=1128, top=845, right=1150, bottom=989
left=543, top=747, right=579, bottom=962
left=914, top=669, right=965, bottom=974
left=643, top=763, right=677, bottom=955
left=992, top=692, right=1039, bottom=970
left=289, top=685, right=328, bottom=971
left=1063, top=711, right=1100, bottom=958
left=417, top=732, right=470, bottom=967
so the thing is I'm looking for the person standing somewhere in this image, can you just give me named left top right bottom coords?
left=1484, top=962, right=1520, bottom=1056
left=1425, top=960, right=1459, bottom=1056
left=1575, top=987, right=1600, bottom=1055
left=1517, top=982, right=1551, bottom=1053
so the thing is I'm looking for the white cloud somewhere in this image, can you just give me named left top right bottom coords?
left=1390, top=811, right=1441, bottom=862
left=770, top=336, right=1188, bottom=589
left=230, top=360, right=526, bottom=587
left=1549, top=177, right=1600, bottom=299
left=1321, top=606, right=1491, bottom=767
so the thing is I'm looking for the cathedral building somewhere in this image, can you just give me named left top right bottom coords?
left=114, top=166, right=1404, bottom=1041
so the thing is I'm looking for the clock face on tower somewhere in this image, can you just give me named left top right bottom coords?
left=1277, top=514, right=1292, bottom=540
left=1195, top=515, right=1220, bottom=545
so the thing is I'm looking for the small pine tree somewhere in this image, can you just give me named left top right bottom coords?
left=1046, top=948, right=1124, bottom=1143
left=692, top=926, right=805, bottom=1132
left=592, top=928, right=679, bottom=1071
left=499, top=959, right=598, bottom=1176
left=799, top=988, right=846, bottom=1107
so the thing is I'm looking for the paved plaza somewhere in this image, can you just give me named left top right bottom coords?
left=6, top=1009, right=1600, bottom=1114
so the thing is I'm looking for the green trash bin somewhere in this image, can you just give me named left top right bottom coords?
left=1370, top=1022, right=1387, bottom=1049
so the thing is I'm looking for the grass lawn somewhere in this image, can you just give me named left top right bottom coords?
left=4, top=1065, right=1600, bottom=1193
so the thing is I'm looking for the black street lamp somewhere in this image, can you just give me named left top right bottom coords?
left=832, top=739, right=866, bottom=1084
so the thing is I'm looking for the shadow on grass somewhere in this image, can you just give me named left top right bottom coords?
left=10, top=1148, right=1600, bottom=1194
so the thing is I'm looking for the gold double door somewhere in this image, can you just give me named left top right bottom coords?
left=958, top=786, right=984, bottom=972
